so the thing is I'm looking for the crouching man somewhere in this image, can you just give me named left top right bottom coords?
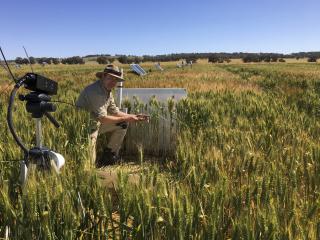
left=76, top=65, right=148, bottom=167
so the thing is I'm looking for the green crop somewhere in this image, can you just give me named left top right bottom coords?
left=0, top=62, right=319, bottom=239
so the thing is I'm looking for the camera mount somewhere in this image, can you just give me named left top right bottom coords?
left=7, top=73, right=65, bottom=184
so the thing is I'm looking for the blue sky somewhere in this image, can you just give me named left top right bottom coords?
left=1, top=0, right=319, bottom=59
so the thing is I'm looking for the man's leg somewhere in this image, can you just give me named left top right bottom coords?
left=89, top=129, right=99, bottom=166
left=99, top=123, right=128, bottom=155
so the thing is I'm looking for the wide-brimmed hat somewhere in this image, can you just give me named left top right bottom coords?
left=96, top=64, right=124, bottom=82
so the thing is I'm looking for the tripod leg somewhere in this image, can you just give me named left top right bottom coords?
left=19, top=160, right=28, bottom=186
left=35, top=118, right=42, bottom=148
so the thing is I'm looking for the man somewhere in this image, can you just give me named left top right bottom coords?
left=76, top=64, right=148, bottom=167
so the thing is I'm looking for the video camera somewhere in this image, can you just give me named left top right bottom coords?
left=23, top=73, right=58, bottom=95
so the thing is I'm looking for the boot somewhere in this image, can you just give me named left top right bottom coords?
left=96, top=148, right=119, bottom=168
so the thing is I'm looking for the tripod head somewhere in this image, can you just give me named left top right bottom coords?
left=18, top=92, right=60, bottom=127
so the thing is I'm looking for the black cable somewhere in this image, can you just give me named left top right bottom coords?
left=7, top=80, right=29, bottom=154
left=0, top=47, right=16, bottom=82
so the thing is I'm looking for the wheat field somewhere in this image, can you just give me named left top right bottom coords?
left=0, top=61, right=319, bottom=239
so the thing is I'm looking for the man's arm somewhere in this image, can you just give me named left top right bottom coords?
left=98, top=114, right=140, bottom=124
left=107, top=92, right=148, bottom=121
left=114, top=111, right=150, bottom=121
left=113, top=111, right=129, bottom=117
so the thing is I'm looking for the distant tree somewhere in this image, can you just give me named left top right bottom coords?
left=24, top=58, right=30, bottom=64
left=142, top=55, right=154, bottom=62
left=52, top=58, right=60, bottom=64
left=107, top=57, right=115, bottom=63
left=128, top=58, right=136, bottom=64
left=61, top=56, right=84, bottom=64
left=46, top=58, right=52, bottom=64
left=208, top=55, right=219, bottom=63
left=218, top=59, right=224, bottom=63
left=242, top=54, right=260, bottom=63
left=134, top=56, right=143, bottom=64
left=118, top=55, right=138, bottom=64
left=97, top=56, right=108, bottom=64
left=15, top=57, right=23, bottom=64
left=186, top=57, right=197, bottom=64
left=271, top=57, right=278, bottom=62
left=76, top=56, right=85, bottom=64
left=15, top=57, right=30, bottom=64
left=225, top=59, right=231, bottom=63
left=242, top=55, right=250, bottom=63
left=29, top=57, right=36, bottom=64
left=264, top=56, right=271, bottom=63
left=308, top=57, right=318, bottom=62
left=279, top=58, right=286, bottom=62
left=118, top=56, right=128, bottom=64
left=85, top=54, right=110, bottom=58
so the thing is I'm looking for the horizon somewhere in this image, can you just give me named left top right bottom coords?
left=1, top=0, right=320, bottom=59
left=4, top=51, right=320, bottom=61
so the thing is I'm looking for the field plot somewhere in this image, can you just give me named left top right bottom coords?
left=0, top=62, right=319, bottom=239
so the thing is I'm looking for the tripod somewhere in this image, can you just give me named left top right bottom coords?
left=19, top=92, right=64, bottom=184
left=7, top=79, right=65, bottom=185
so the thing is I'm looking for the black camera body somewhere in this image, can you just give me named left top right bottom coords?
left=17, top=73, right=58, bottom=118
left=23, top=73, right=58, bottom=95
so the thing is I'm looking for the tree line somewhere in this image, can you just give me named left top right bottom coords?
left=14, top=51, right=320, bottom=65
left=14, top=56, right=84, bottom=65
left=141, top=52, right=319, bottom=63
left=116, top=52, right=319, bottom=64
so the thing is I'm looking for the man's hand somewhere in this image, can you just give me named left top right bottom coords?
left=123, top=114, right=150, bottom=123
left=136, top=114, right=150, bottom=122
left=98, top=114, right=141, bottom=124
left=113, top=111, right=150, bottom=123
left=124, top=114, right=140, bottom=122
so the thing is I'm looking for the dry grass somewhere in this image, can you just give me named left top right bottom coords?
left=123, top=63, right=261, bottom=93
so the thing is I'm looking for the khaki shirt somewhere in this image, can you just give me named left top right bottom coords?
left=76, top=80, right=119, bottom=120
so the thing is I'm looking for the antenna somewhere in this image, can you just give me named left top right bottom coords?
left=0, top=47, right=17, bottom=83
left=22, top=46, right=34, bottom=73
